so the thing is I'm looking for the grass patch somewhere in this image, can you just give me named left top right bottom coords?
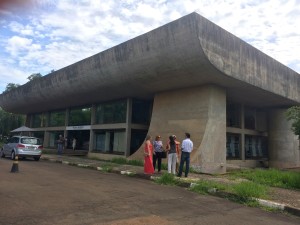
left=127, top=159, right=144, bottom=167
left=230, top=168, right=300, bottom=190
left=111, top=157, right=128, bottom=164
left=230, top=181, right=268, bottom=206
left=189, top=180, right=228, bottom=195
left=100, top=163, right=113, bottom=172
left=154, top=173, right=179, bottom=186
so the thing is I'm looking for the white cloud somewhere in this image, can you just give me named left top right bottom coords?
left=0, top=0, right=299, bottom=95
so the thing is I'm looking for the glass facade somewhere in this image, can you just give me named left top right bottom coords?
left=48, top=131, right=64, bottom=148
left=93, top=130, right=125, bottom=154
left=130, top=129, right=147, bottom=155
left=95, top=100, right=126, bottom=124
left=67, top=130, right=90, bottom=150
left=226, top=103, right=241, bottom=128
left=49, top=110, right=65, bottom=127
left=32, top=113, right=46, bottom=128
left=132, top=99, right=152, bottom=125
left=69, top=107, right=91, bottom=126
left=226, top=133, right=240, bottom=159
left=245, top=135, right=267, bottom=159
left=244, top=107, right=256, bottom=130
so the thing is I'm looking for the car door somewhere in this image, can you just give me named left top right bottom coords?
left=4, top=137, right=17, bottom=155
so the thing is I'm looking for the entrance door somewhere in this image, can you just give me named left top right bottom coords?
left=67, top=130, right=90, bottom=150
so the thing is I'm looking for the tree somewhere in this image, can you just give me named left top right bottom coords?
left=286, top=106, right=300, bottom=137
left=27, top=73, right=42, bottom=81
left=2, top=83, right=20, bottom=94
left=0, top=108, right=25, bottom=137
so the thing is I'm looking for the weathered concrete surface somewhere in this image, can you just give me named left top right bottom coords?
left=268, top=109, right=300, bottom=168
left=0, top=13, right=299, bottom=114
left=129, top=85, right=226, bottom=174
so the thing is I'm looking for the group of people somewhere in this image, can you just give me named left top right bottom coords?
left=144, top=132, right=193, bottom=177
left=57, top=135, right=77, bottom=155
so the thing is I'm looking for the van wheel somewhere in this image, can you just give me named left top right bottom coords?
left=11, top=151, right=15, bottom=160
left=34, top=157, right=40, bottom=161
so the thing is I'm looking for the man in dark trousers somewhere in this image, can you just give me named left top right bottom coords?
left=177, top=133, right=193, bottom=177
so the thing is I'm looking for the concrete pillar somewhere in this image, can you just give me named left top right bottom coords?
left=89, top=105, right=96, bottom=152
left=129, top=85, right=226, bottom=174
left=125, top=98, right=132, bottom=157
left=197, top=86, right=226, bottom=174
left=268, top=108, right=300, bottom=168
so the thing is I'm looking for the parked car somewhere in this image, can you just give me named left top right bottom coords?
left=1, top=136, right=42, bottom=161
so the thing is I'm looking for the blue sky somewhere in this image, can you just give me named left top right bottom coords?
left=0, top=0, right=300, bottom=94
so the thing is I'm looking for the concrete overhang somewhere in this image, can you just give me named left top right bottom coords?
left=1, top=12, right=300, bottom=114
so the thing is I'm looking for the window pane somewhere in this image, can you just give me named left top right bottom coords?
left=226, top=133, right=240, bottom=159
left=132, top=99, right=152, bottom=125
left=245, top=135, right=268, bottom=159
left=244, top=107, right=256, bottom=130
left=69, top=107, right=91, bottom=126
left=130, top=129, right=147, bottom=155
left=226, top=103, right=241, bottom=128
left=95, top=100, right=126, bottom=124
left=93, top=130, right=125, bottom=154
left=32, top=113, right=46, bottom=128
left=49, top=111, right=65, bottom=127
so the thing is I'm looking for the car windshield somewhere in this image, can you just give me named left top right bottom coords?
left=21, top=138, right=41, bottom=145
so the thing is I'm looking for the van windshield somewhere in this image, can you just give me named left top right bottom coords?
left=21, top=138, right=41, bottom=145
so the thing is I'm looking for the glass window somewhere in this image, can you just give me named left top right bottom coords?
left=32, top=113, right=46, bottom=128
left=95, top=100, right=126, bottom=124
left=93, top=130, right=125, bottom=154
left=49, top=111, right=65, bottom=127
left=66, top=130, right=90, bottom=150
left=245, top=135, right=268, bottom=159
left=130, top=129, right=147, bottom=155
left=48, top=131, right=64, bottom=148
left=226, top=133, right=241, bottom=159
left=226, top=103, right=241, bottom=128
left=132, top=99, right=152, bottom=125
left=69, top=107, right=91, bottom=126
left=244, top=107, right=256, bottom=130
left=21, top=138, right=41, bottom=145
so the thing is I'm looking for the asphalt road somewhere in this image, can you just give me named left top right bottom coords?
left=0, top=158, right=299, bottom=225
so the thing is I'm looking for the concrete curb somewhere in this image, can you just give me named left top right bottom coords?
left=41, top=156, right=300, bottom=217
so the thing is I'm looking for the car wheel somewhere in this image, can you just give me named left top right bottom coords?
left=34, top=157, right=40, bottom=161
left=11, top=151, right=15, bottom=160
left=0, top=149, right=5, bottom=158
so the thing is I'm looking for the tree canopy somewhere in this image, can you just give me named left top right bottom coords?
left=286, top=106, right=300, bottom=137
left=27, top=73, right=42, bottom=81
left=2, top=83, right=20, bottom=94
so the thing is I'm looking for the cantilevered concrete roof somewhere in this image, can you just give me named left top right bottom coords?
left=1, top=12, right=299, bottom=114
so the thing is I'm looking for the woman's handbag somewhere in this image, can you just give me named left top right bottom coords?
left=161, top=151, right=167, bottom=158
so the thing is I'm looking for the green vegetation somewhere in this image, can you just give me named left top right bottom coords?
left=110, top=157, right=144, bottom=167
left=154, top=173, right=180, bottom=186
left=230, top=181, right=268, bottom=205
left=189, top=180, right=227, bottom=195
left=286, top=106, right=300, bottom=137
left=230, top=168, right=300, bottom=190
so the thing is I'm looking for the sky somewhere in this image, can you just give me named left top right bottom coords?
left=0, top=0, right=300, bottom=94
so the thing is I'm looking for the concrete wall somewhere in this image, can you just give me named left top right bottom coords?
left=268, top=109, right=300, bottom=168
left=129, top=85, right=226, bottom=174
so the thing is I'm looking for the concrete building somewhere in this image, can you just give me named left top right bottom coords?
left=1, top=13, right=300, bottom=174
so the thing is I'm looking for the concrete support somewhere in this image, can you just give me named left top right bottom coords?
left=130, top=85, right=226, bottom=174
left=268, top=109, right=300, bottom=168
left=125, top=98, right=132, bottom=157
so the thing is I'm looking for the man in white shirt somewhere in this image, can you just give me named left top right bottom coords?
left=177, top=133, right=193, bottom=177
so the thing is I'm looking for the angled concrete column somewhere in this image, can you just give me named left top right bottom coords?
left=268, top=109, right=300, bottom=168
left=130, top=85, right=226, bottom=174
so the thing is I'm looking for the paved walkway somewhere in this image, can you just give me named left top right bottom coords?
left=41, top=154, right=300, bottom=217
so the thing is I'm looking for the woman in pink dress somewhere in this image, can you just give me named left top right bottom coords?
left=144, top=135, right=154, bottom=174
